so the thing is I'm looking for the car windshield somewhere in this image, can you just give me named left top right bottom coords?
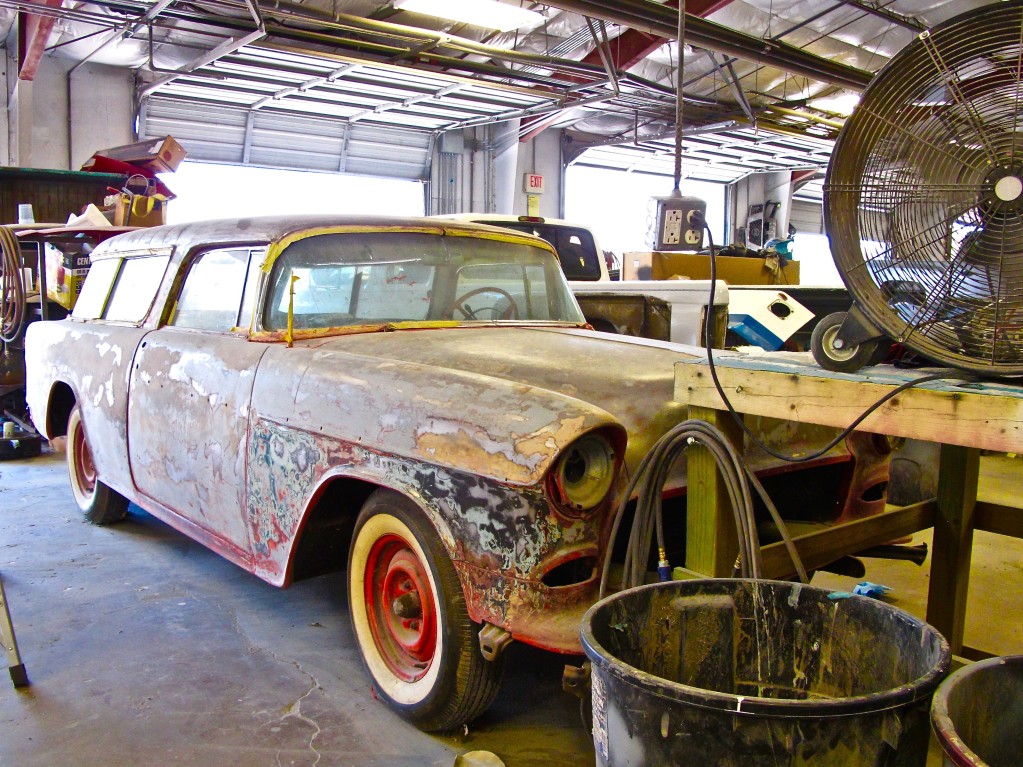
left=263, top=230, right=585, bottom=331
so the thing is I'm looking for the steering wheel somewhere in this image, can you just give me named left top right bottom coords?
left=447, top=287, right=520, bottom=320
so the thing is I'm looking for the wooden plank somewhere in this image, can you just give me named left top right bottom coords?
left=975, top=502, right=1023, bottom=540
left=760, top=501, right=936, bottom=579
left=676, top=356, right=1023, bottom=454
left=926, top=446, right=980, bottom=655
left=685, top=405, right=741, bottom=577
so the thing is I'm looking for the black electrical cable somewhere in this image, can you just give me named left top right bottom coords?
left=699, top=220, right=977, bottom=464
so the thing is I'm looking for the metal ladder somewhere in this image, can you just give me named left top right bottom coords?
left=0, top=572, right=28, bottom=687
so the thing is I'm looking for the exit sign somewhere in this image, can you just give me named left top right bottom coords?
left=524, top=173, right=545, bottom=194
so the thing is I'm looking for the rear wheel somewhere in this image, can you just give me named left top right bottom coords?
left=348, top=489, right=503, bottom=731
left=66, top=405, right=128, bottom=524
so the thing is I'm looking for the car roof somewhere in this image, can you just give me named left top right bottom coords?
left=88, top=214, right=549, bottom=260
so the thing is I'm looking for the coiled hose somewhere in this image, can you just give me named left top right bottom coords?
left=599, top=418, right=808, bottom=599
left=0, top=226, right=26, bottom=343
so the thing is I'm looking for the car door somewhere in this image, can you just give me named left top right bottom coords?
left=127, top=246, right=267, bottom=557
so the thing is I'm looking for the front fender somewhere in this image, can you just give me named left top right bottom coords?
left=250, top=418, right=601, bottom=654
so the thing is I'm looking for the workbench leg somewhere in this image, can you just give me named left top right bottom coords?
left=925, top=445, right=979, bottom=655
left=686, top=406, right=741, bottom=577
left=0, top=573, right=28, bottom=688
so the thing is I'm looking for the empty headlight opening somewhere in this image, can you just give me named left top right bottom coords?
left=549, top=430, right=620, bottom=517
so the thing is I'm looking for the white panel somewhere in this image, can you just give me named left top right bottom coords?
left=70, top=63, right=134, bottom=170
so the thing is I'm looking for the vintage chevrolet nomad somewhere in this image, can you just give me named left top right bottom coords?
left=25, top=216, right=884, bottom=731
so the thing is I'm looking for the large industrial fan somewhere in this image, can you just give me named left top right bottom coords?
left=814, top=0, right=1023, bottom=376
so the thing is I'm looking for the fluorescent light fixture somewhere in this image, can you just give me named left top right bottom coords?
left=394, top=0, right=544, bottom=32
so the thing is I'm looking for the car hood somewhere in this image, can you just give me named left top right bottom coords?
left=268, top=326, right=694, bottom=485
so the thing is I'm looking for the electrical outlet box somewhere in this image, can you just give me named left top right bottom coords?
left=648, top=194, right=708, bottom=251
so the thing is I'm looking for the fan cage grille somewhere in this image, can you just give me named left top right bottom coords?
left=825, top=0, right=1023, bottom=375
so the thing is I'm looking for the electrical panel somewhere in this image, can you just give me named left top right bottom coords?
left=648, top=195, right=707, bottom=251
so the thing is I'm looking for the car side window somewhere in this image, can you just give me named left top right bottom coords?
left=72, top=258, right=119, bottom=320
left=103, top=255, right=171, bottom=323
left=171, top=247, right=262, bottom=332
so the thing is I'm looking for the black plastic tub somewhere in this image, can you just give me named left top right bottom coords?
left=931, top=655, right=1023, bottom=766
left=580, top=579, right=951, bottom=766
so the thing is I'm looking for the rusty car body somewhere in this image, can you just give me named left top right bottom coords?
left=24, top=215, right=887, bottom=731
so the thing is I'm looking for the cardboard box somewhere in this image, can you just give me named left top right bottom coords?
left=623, top=251, right=800, bottom=285
left=45, top=244, right=91, bottom=310
left=110, top=193, right=167, bottom=227
left=94, top=136, right=187, bottom=174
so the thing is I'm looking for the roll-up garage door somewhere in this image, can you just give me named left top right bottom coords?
left=789, top=200, right=824, bottom=235
left=140, top=95, right=434, bottom=180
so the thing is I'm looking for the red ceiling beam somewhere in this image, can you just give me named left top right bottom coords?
left=578, top=0, right=736, bottom=71
left=791, top=169, right=820, bottom=187
left=18, top=0, right=64, bottom=81
left=520, top=0, right=737, bottom=141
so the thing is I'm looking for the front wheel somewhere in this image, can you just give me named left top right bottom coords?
left=348, top=489, right=503, bottom=731
left=66, top=404, right=128, bottom=524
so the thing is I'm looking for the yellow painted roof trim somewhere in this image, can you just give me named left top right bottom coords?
left=259, top=222, right=558, bottom=274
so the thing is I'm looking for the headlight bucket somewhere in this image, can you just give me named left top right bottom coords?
left=549, top=431, right=617, bottom=516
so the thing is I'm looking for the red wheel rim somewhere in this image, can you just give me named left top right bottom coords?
left=72, top=420, right=97, bottom=498
left=363, top=533, right=438, bottom=682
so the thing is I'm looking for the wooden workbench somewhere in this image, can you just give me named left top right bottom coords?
left=674, top=349, right=1023, bottom=658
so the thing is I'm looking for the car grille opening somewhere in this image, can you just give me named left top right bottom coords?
left=542, top=556, right=597, bottom=588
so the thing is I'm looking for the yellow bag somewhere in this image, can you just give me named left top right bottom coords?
left=114, top=193, right=167, bottom=227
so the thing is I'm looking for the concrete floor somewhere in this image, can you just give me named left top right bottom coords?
left=1, top=447, right=1020, bottom=766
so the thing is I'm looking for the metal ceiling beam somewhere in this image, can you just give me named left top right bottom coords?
left=140, top=0, right=266, bottom=97
left=68, top=0, right=176, bottom=76
left=520, top=0, right=733, bottom=141
left=540, top=0, right=873, bottom=91
left=834, top=0, right=924, bottom=32
left=709, top=53, right=755, bottom=122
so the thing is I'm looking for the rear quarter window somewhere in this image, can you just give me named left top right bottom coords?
left=102, top=255, right=171, bottom=323
left=170, top=247, right=263, bottom=332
